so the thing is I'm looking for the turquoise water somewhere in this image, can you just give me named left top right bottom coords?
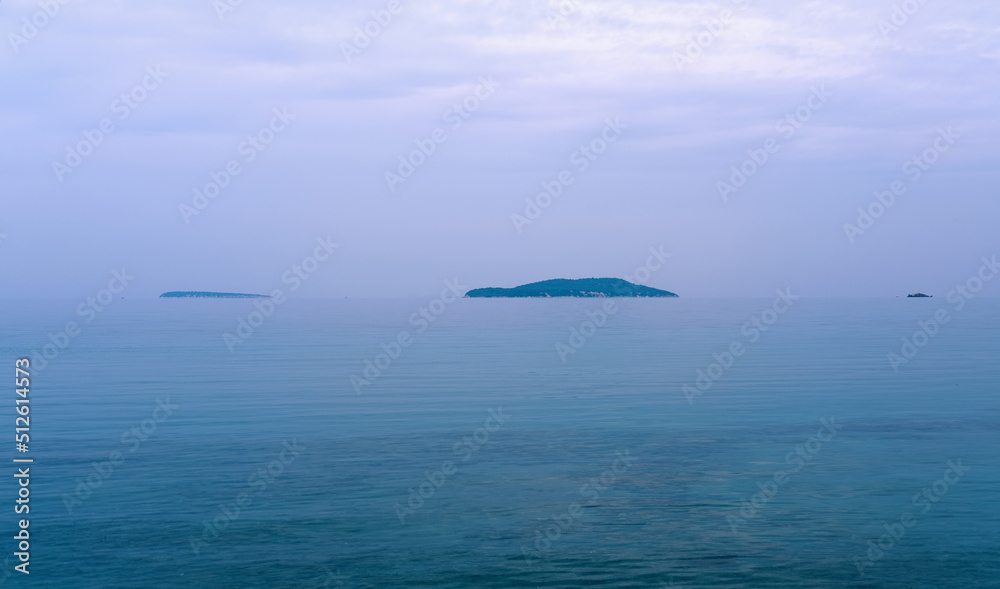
left=1, top=298, right=998, bottom=587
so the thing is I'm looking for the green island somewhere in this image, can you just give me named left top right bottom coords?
left=160, top=291, right=270, bottom=299
left=465, top=278, right=678, bottom=298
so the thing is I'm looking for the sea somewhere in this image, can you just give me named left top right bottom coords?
left=0, top=297, right=997, bottom=588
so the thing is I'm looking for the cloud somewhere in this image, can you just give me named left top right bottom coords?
left=1, top=0, right=998, bottom=297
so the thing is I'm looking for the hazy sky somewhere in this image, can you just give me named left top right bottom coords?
left=2, top=0, right=998, bottom=299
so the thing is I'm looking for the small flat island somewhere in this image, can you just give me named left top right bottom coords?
left=465, top=278, right=678, bottom=298
left=160, top=291, right=270, bottom=299
left=907, top=293, right=933, bottom=298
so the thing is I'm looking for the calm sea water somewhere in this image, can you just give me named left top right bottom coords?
left=0, top=297, right=997, bottom=588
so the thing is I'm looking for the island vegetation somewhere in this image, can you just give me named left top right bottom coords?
left=160, top=291, right=270, bottom=299
left=464, top=278, right=678, bottom=298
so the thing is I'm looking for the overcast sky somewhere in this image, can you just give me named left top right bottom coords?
left=2, top=0, right=998, bottom=298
